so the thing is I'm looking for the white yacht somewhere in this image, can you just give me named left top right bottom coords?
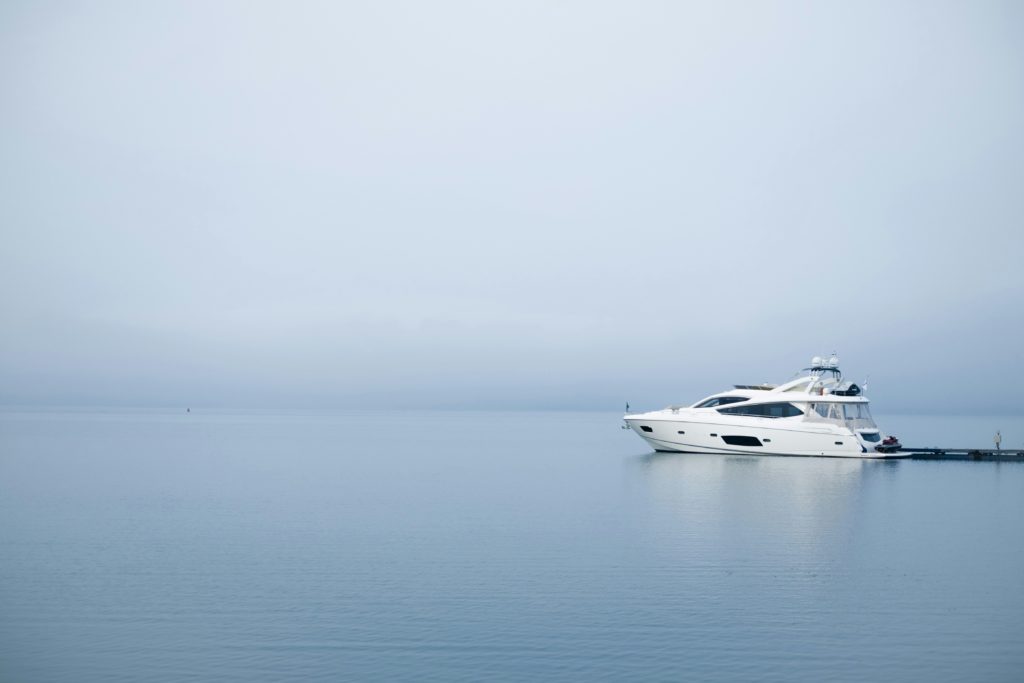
left=624, top=356, right=904, bottom=458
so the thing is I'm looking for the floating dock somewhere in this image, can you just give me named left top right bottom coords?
left=900, top=448, right=1024, bottom=461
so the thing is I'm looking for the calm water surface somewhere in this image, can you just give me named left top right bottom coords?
left=1, top=410, right=1022, bottom=682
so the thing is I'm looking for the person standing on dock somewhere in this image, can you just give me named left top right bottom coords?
left=994, top=431, right=1001, bottom=450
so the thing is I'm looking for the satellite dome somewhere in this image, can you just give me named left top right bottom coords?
left=811, top=356, right=823, bottom=368
left=827, top=355, right=840, bottom=368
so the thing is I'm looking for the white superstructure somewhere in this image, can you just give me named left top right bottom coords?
left=624, top=355, right=903, bottom=458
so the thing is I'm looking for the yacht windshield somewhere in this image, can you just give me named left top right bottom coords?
left=694, top=396, right=749, bottom=408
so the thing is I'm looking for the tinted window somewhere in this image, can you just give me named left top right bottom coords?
left=717, top=402, right=804, bottom=418
left=722, top=435, right=762, bottom=446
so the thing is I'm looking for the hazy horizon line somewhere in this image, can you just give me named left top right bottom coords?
left=2, top=402, right=1021, bottom=418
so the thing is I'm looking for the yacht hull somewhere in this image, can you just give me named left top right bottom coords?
left=625, top=416, right=905, bottom=459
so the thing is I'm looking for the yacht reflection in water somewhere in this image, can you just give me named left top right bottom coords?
left=633, top=449, right=901, bottom=548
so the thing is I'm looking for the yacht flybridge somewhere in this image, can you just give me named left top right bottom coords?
left=624, top=356, right=904, bottom=458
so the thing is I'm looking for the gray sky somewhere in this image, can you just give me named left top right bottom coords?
left=2, top=1, right=1022, bottom=412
